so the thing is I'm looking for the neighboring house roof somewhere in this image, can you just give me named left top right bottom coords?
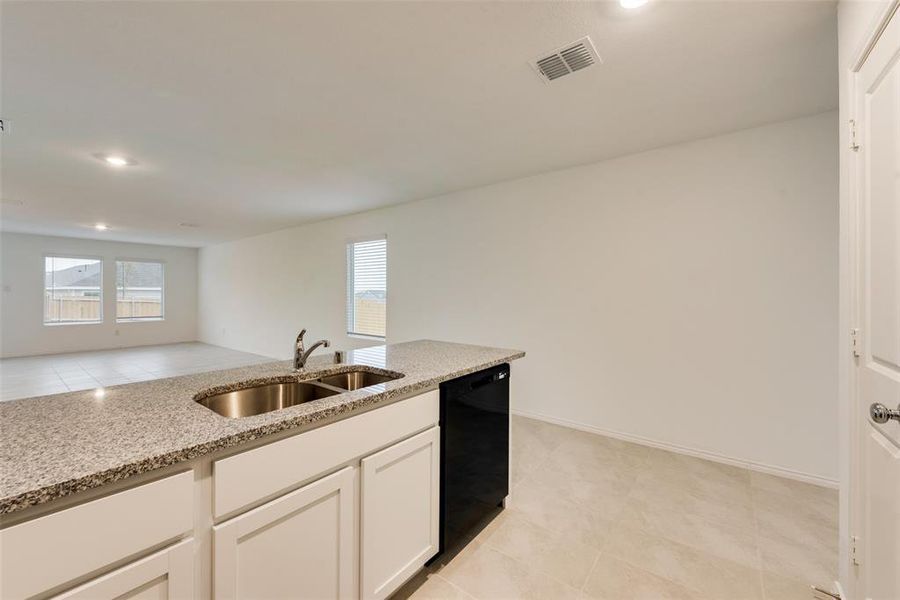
left=356, top=290, right=386, bottom=300
left=45, top=262, right=101, bottom=288
left=46, top=261, right=162, bottom=288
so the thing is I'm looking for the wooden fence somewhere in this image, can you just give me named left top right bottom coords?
left=44, top=297, right=162, bottom=321
left=353, top=298, right=386, bottom=336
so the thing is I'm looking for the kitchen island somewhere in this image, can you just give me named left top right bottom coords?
left=0, top=339, right=524, bottom=600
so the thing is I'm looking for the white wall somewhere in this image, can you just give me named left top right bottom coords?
left=0, top=232, right=198, bottom=357
left=199, top=112, right=839, bottom=482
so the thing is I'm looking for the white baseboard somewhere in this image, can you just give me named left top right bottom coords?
left=512, top=408, right=839, bottom=489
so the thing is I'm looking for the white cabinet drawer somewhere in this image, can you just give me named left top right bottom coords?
left=213, top=390, right=438, bottom=518
left=51, top=538, right=194, bottom=600
left=0, top=471, right=193, bottom=600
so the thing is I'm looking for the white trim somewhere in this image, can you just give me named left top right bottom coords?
left=42, top=252, right=104, bottom=262
left=348, top=332, right=386, bottom=341
left=512, top=408, right=839, bottom=489
left=113, top=256, right=169, bottom=265
left=346, top=233, right=387, bottom=245
left=850, top=0, right=900, bottom=71
left=346, top=236, right=387, bottom=339
left=116, top=317, right=165, bottom=324
left=42, top=254, right=104, bottom=326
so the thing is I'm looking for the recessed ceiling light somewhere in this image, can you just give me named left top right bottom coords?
left=94, top=223, right=109, bottom=231
left=620, top=0, right=648, bottom=8
left=179, top=222, right=200, bottom=228
left=92, top=153, right=137, bottom=167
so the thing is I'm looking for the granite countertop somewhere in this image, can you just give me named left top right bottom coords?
left=0, top=340, right=524, bottom=516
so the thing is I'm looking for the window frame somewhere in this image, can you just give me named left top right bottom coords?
left=42, top=254, right=105, bottom=326
left=114, top=258, right=166, bottom=323
left=346, top=235, right=387, bottom=340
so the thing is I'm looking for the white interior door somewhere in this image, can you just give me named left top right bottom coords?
left=854, top=7, right=900, bottom=600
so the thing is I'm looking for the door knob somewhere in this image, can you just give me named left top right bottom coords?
left=870, top=403, right=900, bottom=424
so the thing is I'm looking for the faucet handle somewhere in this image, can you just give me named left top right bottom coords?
left=296, top=328, right=307, bottom=343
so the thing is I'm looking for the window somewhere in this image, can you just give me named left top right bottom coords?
left=346, top=237, right=386, bottom=338
left=116, top=260, right=164, bottom=321
left=44, top=256, right=103, bottom=325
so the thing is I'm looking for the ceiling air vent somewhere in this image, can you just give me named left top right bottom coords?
left=531, top=36, right=600, bottom=83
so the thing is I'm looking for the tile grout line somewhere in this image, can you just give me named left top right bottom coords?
left=1, top=344, right=268, bottom=398
left=751, top=486, right=769, bottom=600
left=466, top=470, right=592, bottom=596
left=429, top=573, right=479, bottom=600
left=477, top=539, right=585, bottom=596
left=579, top=551, right=602, bottom=595
left=484, top=503, right=609, bottom=590
left=560, top=436, right=760, bottom=597
left=592, top=497, right=714, bottom=600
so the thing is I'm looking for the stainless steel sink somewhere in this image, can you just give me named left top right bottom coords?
left=196, top=381, right=340, bottom=418
left=315, top=370, right=402, bottom=391
left=195, top=368, right=404, bottom=418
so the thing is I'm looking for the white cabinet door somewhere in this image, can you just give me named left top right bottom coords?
left=52, top=539, right=194, bottom=600
left=213, top=466, right=356, bottom=600
left=360, top=426, right=440, bottom=600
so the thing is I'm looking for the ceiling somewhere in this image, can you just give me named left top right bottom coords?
left=1, top=1, right=837, bottom=247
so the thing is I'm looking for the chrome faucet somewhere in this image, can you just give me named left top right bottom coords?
left=294, top=329, right=331, bottom=370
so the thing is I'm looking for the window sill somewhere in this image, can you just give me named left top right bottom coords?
left=116, top=318, right=165, bottom=324
left=347, top=333, right=386, bottom=341
left=43, top=321, right=103, bottom=327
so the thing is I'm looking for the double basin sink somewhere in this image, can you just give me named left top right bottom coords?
left=196, top=369, right=402, bottom=418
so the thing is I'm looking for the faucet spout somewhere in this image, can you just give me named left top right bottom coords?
left=294, top=329, right=330, bottom=370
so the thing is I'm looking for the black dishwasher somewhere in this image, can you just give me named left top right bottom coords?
left=437, top=363, right=510, bottom=556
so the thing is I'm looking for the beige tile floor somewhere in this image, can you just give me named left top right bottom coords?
left=0, top=342, right=272, bottom=401
left=394, top=416, right=838, bottom=600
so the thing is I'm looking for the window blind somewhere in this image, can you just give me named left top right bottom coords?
left=346, top=237, right=387, bottom=338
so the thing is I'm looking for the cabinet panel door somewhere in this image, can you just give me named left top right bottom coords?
left=52, top=539, right=194, bottom=600
left=214, top=466, right=356, bottom=600
left=361, top=426, right=440, bottom=600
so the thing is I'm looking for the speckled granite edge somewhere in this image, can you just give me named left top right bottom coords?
left=1, top=344, right=524, bottom=515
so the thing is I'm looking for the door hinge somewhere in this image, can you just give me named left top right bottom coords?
left=849, top=120, right=860, bottom=151
left=851, top=328, right=861, bottom=358
left=850, top=535, right=861, bottom=566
